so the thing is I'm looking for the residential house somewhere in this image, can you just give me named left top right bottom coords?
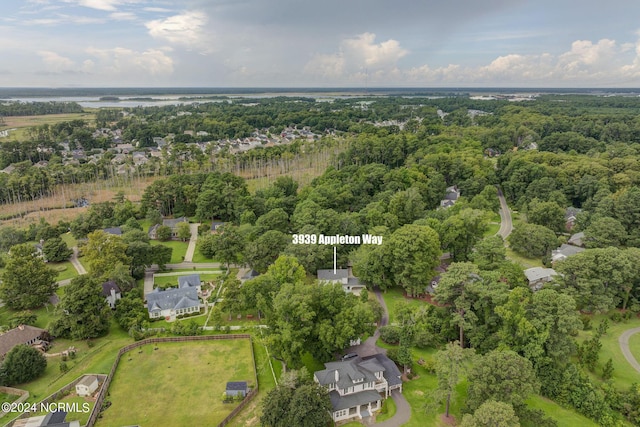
left=13, top=411, right=80, bottom=427
left=524, top=267, right=558, bottom=291
left=149, top=217, right=189, bottom=240
left=103, top=227, right=123, bottom=236
left=240, top=269, right=260, bottom=283
left=314, top=353, right=403, bottom=422
left=101, top=281, right=122, bottom=309
left=210, top=220, right=225, bottom=234
left=0, top=325, right=48, bottom=359
left=440, top=185, right=460, bottom=208
left=146, top=287, right=201, bottom=320
left=75, top=375, right=99, bottom=397
left=565, top=207, right=583, bottom=231
left=132, top=151, right=148, bottom=166
left=567, top=232, right=585, bottom=247
left=178, top=274, right=202, bottom=292
left=115, top=143, right=134, bottom=154
left=226, top=381, right=249, bottom=398
left=551, top=243, right=585, bottom=264
left=317, top=268, right=365, bottom=295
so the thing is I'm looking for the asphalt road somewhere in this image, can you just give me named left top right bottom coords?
left=619, top=327, right=640, bottom=374
left=496, top=186, right=513, bottom=239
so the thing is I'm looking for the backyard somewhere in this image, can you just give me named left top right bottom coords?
left=96, top=338, right=255, bottom=427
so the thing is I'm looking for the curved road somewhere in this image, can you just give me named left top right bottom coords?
left=496, top=186, right=513, bottom=239
left=619, top=327, right=640, bottom=374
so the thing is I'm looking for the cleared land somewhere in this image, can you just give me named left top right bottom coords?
left=97, top=339, right=255, bottom=427
left=0, top=113, right=96, bottom=142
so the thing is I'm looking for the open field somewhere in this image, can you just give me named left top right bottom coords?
left=0, top=113, right=96, bottom=141
left=96, top=339, right=255, bottom=427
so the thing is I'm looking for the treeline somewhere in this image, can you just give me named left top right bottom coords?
left=0, top=101, right=83, bottom=116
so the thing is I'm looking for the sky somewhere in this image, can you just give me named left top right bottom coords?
left=2, top=0, right=640, bottom=88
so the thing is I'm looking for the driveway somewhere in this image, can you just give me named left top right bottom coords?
left=345, top=288, right=389, bottom=358
left=373, top=390, right=410, bottom=427
left=619, top=327, right=640, bottom=374
left=183, top=223, right=200, bottom=262
left=69, top=246, right=87, bottom=275
left=496, top=186, right=513, bottom=239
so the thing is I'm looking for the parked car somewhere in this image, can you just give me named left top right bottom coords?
left=341, top=352, right=358, bottom=361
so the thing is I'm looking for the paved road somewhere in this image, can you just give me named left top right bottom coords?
left=496, top=186, right=513, bottom=239
left=69, top=246, right=87, bottom=275
left=183, top=223, right=200, bottom=262
left=619, top=327, right=640, bottom=374
left=373, top=390, right=411, bottom=427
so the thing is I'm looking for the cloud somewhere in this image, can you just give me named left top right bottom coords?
left=64, top=0, right=126, bottom=11
left=143, top=7, right=173, bottom=13
left=85, top=46, right=174, bottom=76
left=146, top=11, right=210, bottom=51
left=37, top=50, right=75, bottom=71
left=109, top=11, right=136, bottom=20
left=305, top=32, right=408, bottom=79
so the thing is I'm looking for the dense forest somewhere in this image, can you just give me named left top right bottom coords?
left=2, top=94, right=640, bottom=425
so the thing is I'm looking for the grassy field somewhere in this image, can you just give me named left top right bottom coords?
left=381, top=288, right=430, bottom=325
left=577, top=313, right=640, bottom=390
left=505, top=247, right=544, bottom=269
left=150, top=240, right=189, bottom=264
left=51, top=261, right=78, bottom=281
left=97, top=339, right=255, bottom=427
left=526, top=396, right=598, bottom=427
left=376, top=390, right=397, bottom=422
left=0, top=113, right=96, bottom=141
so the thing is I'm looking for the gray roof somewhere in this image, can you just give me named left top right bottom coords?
left=565, top=207, right=582, bottom=220
left=211, top=221, right=225, bottom=230
left=568, top=232, right=585, bottom=247
left=77, top=375, right=98, bottom=387
left=103, top=227, right=122, bottom=236
left=330, top=390, right=381, bottom=411
left=347, top=277, right=362, bottom=287
left=318, top=269, right=348, bottom=281
left=226, top=381, right=248, bottom=391
left=101, top=281, right=121, bottom=297
left=163, top=217, right=188, bottom=228
left=0, top=325, right=46, bottom=358
left=146, top=287, right=199, bottom=313
left=552, top=244, right=585, bottom=258
left=178, top=274, right=201, bottom=288
left=365, top=353, right=403, bottom=387
left=524, top=267, right=558, bottom=283
left=315, top=353, right=401, bottom=390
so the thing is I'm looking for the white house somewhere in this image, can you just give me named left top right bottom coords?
left=146, top=287, right=201, bottom=321
left=76, top=375, right=99, bottom=397
left=314, top=354, right=403, bottom=423
left=317, top=268, right=365, bottom=295
left=101, top=281, right=122, bottom=309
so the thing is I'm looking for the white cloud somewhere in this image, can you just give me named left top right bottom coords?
left=143, top=7, right=173, bottom=13
left=37, top=50, right=75, bottom=71
left=85, top=46, right=174, bottom=76
left=64, top=0, right=126, bottom=11
left=304, top=53, right=344, bottom=78
left=109, top=12, right=136, bottom=21
left=146, top=11, right=210, bottom=51
left=341, top=33, right=408, bottom=68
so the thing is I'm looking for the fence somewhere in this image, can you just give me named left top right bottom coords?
left=0, top=387, right=29, bottom=420
left=86, top=334, right=257, bottom=427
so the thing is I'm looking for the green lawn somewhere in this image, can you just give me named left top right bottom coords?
left=60, top=232, right=77, bottom=249
left=97, top=339, right=255, bottom=427
left=526, top=395, right=598, bottom=427
left=153, top=272, right=222, bottom=287
left=51, top=261, right=78, bottom=281
left=0, top=302, right=59, bottom=330
left=483, top=222, right=500, bottom=237
left=150, top=240, right=189, bottom=264
left=576, top=314, right=640, bottom=390
left=191, top=245, right=213, bottom=263
left=0, top=392, right=19, bottom=404
left=505, top=247, right=544, bottom=269
left=381, top=287, right=430, bottom=325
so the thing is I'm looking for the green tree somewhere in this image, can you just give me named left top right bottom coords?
left=0, top=243, right=57, bottom=310
left=176, top=221, right=191, bottom=242
left=261, top=385, right=294, bottom=427
left=0, top=345, right=47, bottom=386
left=602, top=358, right=614, bottom=380
left=52, top=275, right=112, bottom=340
left=460, top=400, right=520, bottom=427
left=508, top=223, right=557, bottom=258
left=466, top=350, right=539, bottom=412
left=246, top=230, right=290, bottom=274
left=388, top=224, right=441, bottom=297
left=471, top=235, right=506, bottom=270
left=41, top=237, right=72, bottom=262
left=526, top=199, right=566, bottom=233
left=8, top=311, right=37, bottom=328
left=210, top=225, right=246, bottom=272
left=433, top=341, right=473, bottom=417
left=155, top=225, right=172, bottom=241
left=441, top=208, right=489, bottom=262
left=145, top=208, right=162, bottom=226
left=583, top=216, right=627, bottom=248
left=286, top=383, right=332, bottom=427
left=114, top=291, right=148, bottom=334
left=84, top=230, right=131, bottom=278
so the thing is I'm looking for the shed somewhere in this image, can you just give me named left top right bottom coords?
left=226, top=381, right=248, bottom=397
left=76, top=375, right=99, bottom=397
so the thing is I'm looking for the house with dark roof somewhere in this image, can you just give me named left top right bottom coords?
left=178, top=274, right=201, bottom=292
left=317, top=268, right=365, bottom=295
left=0, top=325, right=48, bottom=359
left=314, top=353, right=402, bottom=422
left=146, top=287, right=201, bottom=321
left=440, top=185, right=460, bottom=208
left=226, top=381, right=249, bottom=397
left=551, top=243, right=585, bottom=264
left=102, top=227, right=123, bottom=236
left=101, top=281, right=122, bottom=309
left=211, top=220, right=225, bottom=234
left=149, top=217, right=189, bottom=240
left=13, top=411, right=79, bottom=427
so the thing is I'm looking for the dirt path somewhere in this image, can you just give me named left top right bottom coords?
left=619, top=327, right=640, bottom=374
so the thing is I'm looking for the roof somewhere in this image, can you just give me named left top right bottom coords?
left=565, top=207, right=583, bottom=220
left=568, top=232, right=585, bottom=247
left=330, top=390, right=382, bottom=411
left=178, top=274, right=201, bottom=288
left=0, top=325, right=46, bottom=358
left=241, top=269, right=260, bottom=280
left=347, top=277, right=362, bottom=288
left=315, top=353, right=401, bottom=391
left=226, top=381, right=248, bottom=391
left=146, top=287, right=199, bottom=313
left=77, top=375, right=98, bottom=387
left=443, top=186, right=460, bottom=201
left=552, top=244, right=585, bottom=259
left=103, top=227, right=122, bottom=236
left=364, top=353, right=403, bottom=387
left=318, top=269, right=348, bottom=281
left=524, top=267, right=558, bottom=283
left=163, top=217, right=188, bottom=228
left=211, top=221, right=225, bottom=230
left=101, top=281, right=121, bottom=297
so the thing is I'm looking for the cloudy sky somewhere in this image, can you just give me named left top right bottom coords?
left=2, top=0, right=640, bottom=87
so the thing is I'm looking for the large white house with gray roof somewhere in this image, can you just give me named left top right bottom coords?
left=146, top=287, right=201, bottom=320
left=314, top=353, right=402, bottom=422
left=317, top=268, right=365, bottom=295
